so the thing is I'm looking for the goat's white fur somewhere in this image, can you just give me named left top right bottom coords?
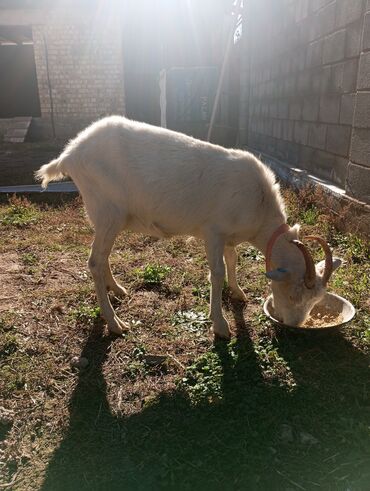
left=36, top=116, right=334, bottom=336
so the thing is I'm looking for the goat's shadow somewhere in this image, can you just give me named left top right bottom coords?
left=40, top=304, right=370, bottom=491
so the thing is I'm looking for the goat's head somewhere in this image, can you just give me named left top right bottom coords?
left=266, top=226, right=342, bottom=326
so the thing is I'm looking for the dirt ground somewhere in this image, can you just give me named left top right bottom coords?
left=0, top=191, right=369, bottom=490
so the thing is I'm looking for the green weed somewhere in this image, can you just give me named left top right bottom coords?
left=331, top=269, right=369, bottom=307
left=0, top=197, right=39, bottom=227
left=123, top=346, right=147, bottom=379
left=1, top=366, right=25, bottom=393
left=0, top=351, right=34, bottom=395
left=132, top=345, right=147, bottom=360
left=191, top=285, right=209, bottom=301
left=172, top=310, right=210, bottom=333
left=241, top=246, right=264, bottom=261
left=124, top=360, right=147, bottom=380
left=0, top=332, right=18, bottom=358
left=299, top=206, right=319, bottom=225
left=136, top=264, right=171, bottom=285
left=71, top=304, right=101, bottom=323
left=253, top=338, right=296, bottom=389
left=178, top=351, right=223, bottom=405
left=331, top=232, right=370, bottom=264
left=21, top=252, right=39, bottom=266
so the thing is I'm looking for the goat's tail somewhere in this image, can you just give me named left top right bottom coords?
left=35, top=156, right=68, bottom=189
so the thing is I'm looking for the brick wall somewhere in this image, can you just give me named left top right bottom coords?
left=239, top=0, right=370, bottom=203
left=31, top=8, right=125, bottom=139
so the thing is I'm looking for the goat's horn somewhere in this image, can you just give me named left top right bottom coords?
left=292, top=240, right=316, bottom=289
left=305, top=236, right=333, bottom=286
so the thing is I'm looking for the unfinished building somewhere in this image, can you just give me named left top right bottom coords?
left=0, top=0, right=125, bottom=141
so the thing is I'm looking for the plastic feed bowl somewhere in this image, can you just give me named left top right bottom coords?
left=263, top=292, right=355, bottom=331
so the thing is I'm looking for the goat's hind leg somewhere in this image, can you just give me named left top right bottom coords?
left=224, top=246, right=246, bottom=302
left=89, top=224, right=129, bottom=334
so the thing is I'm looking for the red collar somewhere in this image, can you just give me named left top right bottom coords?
left=265, top=223, right=290, bottom=272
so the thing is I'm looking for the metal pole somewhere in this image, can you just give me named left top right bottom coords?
left=42, top=33, right=56, bottom=139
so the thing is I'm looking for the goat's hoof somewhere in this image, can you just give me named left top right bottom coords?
left=212, top=319, right=231, bottom=340
left=231, top=289, right=247, bottom=302
left=113, top=285, right=128, bottom=297
left=214, top=331, right=231, bottom=341
left=108, top=318, right=129, bottom=336
left=107, top=284, right=128, bottom=297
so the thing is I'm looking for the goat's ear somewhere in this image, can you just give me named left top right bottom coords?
left=316, top=257, right=343, bottom=275
left=265, top=268, right=290, bottom=281
left=284, top=223, right=300, bottom=241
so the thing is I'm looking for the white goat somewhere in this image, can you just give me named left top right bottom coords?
left=36, top=116, right=341, bottom=337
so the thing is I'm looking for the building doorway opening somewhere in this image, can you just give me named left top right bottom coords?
left=0, top=26, right=41, bottom=118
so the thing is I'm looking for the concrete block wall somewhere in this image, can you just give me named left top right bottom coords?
left=32, top=12, right=125, bottom=139
left=239, top=0, right=370, bottom=203
left=346, top=1, right=370, bottom=202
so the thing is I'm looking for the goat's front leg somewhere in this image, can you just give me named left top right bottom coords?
left=224, top=246, right=247, bottom=301
left=89, top=228, right=129, bottom=335
left=205, top=234, right=230, bottom=339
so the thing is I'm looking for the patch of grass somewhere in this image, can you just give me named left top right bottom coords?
left=136, top=263, right=171, bottom=285
left=132, top=345, right=147, bottom=361
left=71, top=304, right=101, bottom=323
left=241, top=246, right=264, bottom=261
left=0, top=350, right=35, bottom=396
left=0, top=196, right=39, bottom=227
left=253, top=338, right=296, bottom=390
left=121, top=345, right=148, bottom=380
left=21, top=252, right=39, bottom=266
left=178, top=351, right=223, bottom=405
left=172, top=310, right=210, bottom=333
left=253, top=312, right=271, bottom=331
left=0, top=318, right=11, bottom=332
left=0, top=332, right=18, bottom=358
left=331, top=232, right=370, bottom=264
left=331, top=267, right=369, bottom=307
left=124, top=360, right=147, bottom=380
left=299, top=205, right=319, bottom=225
left=0, top=365, right=26, bottom=393
left=191, top=285, right=210, bottom=301
left=351, top=314, right=370, bottom=347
